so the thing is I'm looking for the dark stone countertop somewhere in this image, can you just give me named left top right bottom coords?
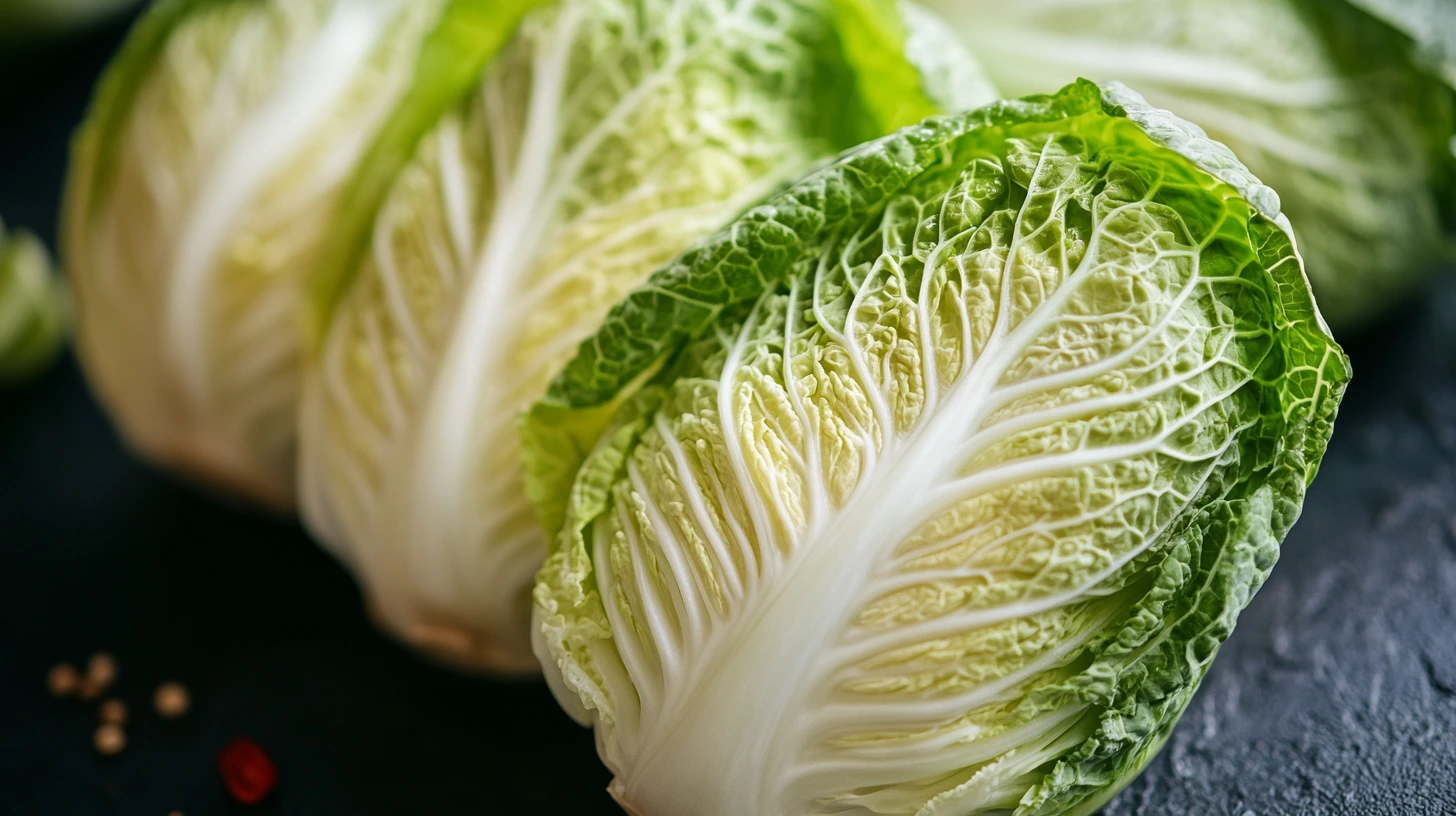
left=1, top=12, right=1453, bottom=816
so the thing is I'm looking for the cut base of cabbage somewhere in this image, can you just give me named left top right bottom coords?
left=366, top=603, right=543, bottom=677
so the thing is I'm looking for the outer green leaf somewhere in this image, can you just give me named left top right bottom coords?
left=532, top=79, right=1349, bottom=815
left=305, top=0, right=551, bottom=342
left=822, top=0, right=941, bottom=135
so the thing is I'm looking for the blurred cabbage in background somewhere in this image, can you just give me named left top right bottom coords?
left=0, top=0, right=142, bottom=42
left=0, top=221, right=68, bottom=385
left=926, top=0, right=1456, bottom=329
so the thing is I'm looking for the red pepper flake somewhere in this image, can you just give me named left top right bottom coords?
left=217, top=737, right=277, bottom=805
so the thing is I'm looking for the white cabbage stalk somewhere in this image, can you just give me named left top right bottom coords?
left=64, top=0, right=449, bottom=507
left=297, top=0, right=992, bottom=672
left=923, top=0, right=1456, bottom=328
left=529, top=82, right=1349, bottom=815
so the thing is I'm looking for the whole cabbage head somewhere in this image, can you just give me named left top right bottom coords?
left=63, top=0, right=534, bottom=507
left=296, top=0, right=993, bottom=672
left=923, top=0, right=1456, bottom=329
left=530, top=80, right=1349, bottom=815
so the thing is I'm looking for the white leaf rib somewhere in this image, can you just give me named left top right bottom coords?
left=718, top=291, right=791, bottom=572
left=614, top=490, right=680, bottom=686
left=435, top=117, right=477, bottom=269
left=792, top=704, right=1092, bottom=801
left=631, top=448, right=718, bottom=647
left=781, top=276, right=830, bottom=525
left=952, top=341, right=1235, bottom=467
left=983, top=256, right=1209, bottom=412
left=370, top=213, right=430, bottom=361
left=927, top=399, right=1230, bottom=515
left=653, top=412, right=746, bottom=606
left=626, top=458, right=706, bottom=654
left=320, top=319, right=389, bottom=457
left=812, top=252, right=895, bottom=443
left=360, top=308, right=407, bottom=430
left=815, top=604, right=1115, bottom=737
left=591, top=513, right=651, bottom=742
left=833, top=534, right=1147, bottom=669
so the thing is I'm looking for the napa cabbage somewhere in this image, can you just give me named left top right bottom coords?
left=295, top=0, right=990, bottom=672
left=529, top=80, right=1349, bottom=816
left=923, top=0, right=1456, bottom=328
left=63, top=0, right=536, bottom=506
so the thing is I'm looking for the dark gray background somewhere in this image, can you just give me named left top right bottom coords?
left=1, top=10, right=1453, bottom=816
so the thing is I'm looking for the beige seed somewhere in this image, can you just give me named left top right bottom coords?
left=99, top=698, right=127, bottom=725
left=94, top=723, right=125, bottom=755
left=86, top=652, right=117, bottom=690
left=47, top=663, right=80, bottom=698
left=154, top=682, right=190, bottom=719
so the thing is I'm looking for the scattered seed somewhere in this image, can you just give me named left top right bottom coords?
left=154, top=682, right=190, bottom=719
left=99, top=698, right=127, bottom=725
left=86, top=652, right=117, bottom=690
left=94, top=723, right=126, bottom=755
left=47, top=663, right=80, bottom=698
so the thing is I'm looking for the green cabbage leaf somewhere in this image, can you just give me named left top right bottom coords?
left=922, top=0, right=1456, bottom=329
left=296, top=0, right=989, bottom=672
left=530, top=80, right=1349, bottom=815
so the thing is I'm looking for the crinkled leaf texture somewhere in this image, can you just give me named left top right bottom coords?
left=923, top=0, right=1456, bottom=329
left=296, top=0, right=987, bottom=673
left=64, top=0, right=452, bottom=507
left=530, top=80, right=1349, bottom=816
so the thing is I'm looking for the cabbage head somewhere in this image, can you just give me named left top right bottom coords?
left=924, top=0, right=1456, bottom=329
left=63, top=0, right=532, bottom=506
left=296, top=0, right=991, bottom=672
left=0, top=223, right=68, bottom=385
left=530, top=81, right=1349, bottom=815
